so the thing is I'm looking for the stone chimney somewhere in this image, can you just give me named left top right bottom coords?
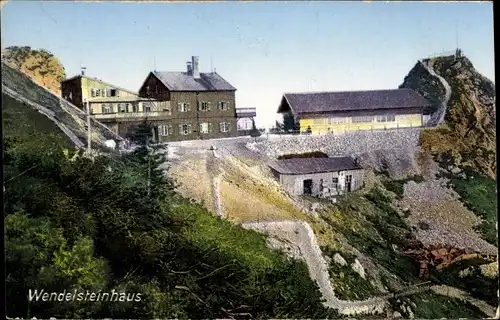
left=191, top=56, right=200, bottom=78
left=81, top=66, right=86, bottom=76
left=186, top=61, right=193, bottom=75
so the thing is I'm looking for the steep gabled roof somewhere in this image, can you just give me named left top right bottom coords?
left=277, top=88, right=430, bottom=115
left=268, top=157, right=362, bottom=175
left=152, top=71, right=236, bottom=92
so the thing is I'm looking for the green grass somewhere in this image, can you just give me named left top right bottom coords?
left=320, top=193, right=421, bottom=285
left=402, top=292, right=487, bottom=319
left=449, top=173, right=497, bottom=245
left=327, top=260, right=380, bottom=300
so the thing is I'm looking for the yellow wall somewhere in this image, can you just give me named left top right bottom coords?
left=81, top=77, right=137, bottom=103
left=300, top=113, right=423, bottom=135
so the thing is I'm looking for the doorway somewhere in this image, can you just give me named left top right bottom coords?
left=345, top=175, right=352, bottom=192
left=303, top=179, right=313, bottom=195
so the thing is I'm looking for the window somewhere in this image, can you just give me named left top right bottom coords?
left=329, top=117, right=345, bottom=124
left=143, top=102, right=151, bottom=112
left=219, top=121, right=230, bottom=133
left=159, top=124, right=172, bottom=136
left=199, top=122, right=209, bottom=134
left=119, top=103, right=127, bottom=113
left=218, top=101, right=229, bottom=110
left=95, top=89, right=101, bottom=97
left=159, top=101, right=170, bottom=111
left=178, top=102, right=189, bottom=112
left=351, top=115, right=373, bottom=123
left=109, top=88, right=117, bottom=97
left=130, top=103, right=139, bottom=113
left=376, top=115, right=396, bottom=122
left=91, top=88, right=96, bottom=97
left=199, top=101, right=210, bottom=111
left=332, top=177, right=339, bottom=190
left=179, top=124, right=191, bottom=135
left=102, top=103, right=113, bottom=114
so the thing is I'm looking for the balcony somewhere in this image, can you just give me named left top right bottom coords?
left=93, top=111, right=171, bottom=120
left=236, top=107, right=257, bottom=118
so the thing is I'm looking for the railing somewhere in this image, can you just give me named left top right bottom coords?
left=93, top=111, right=171, bottom=120
left=236, top=108, right=257, bottom=117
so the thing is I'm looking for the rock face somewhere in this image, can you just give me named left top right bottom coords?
left=1, top=46, right=66, bottom=96
left=400, top=51, right=496, bottom=178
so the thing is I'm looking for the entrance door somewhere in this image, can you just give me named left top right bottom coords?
left=345, top=175, right=352, bottom=192
left=303, top=179, right=313, bottom=195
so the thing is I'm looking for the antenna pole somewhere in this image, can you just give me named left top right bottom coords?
left=154, top=55, right=156, bottom=72
left=210, top=56, right=213, bottom=73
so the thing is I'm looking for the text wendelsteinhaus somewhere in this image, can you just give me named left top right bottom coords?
left=28, top=289, right=142, bottom=302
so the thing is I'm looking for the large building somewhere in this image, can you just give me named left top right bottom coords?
left=277, top=89, right=431, bottom=135
left=268, top=156, right=364, bottom=197
left=61, top=56, right=257, bottom=142
left=60, top=72, right=164, bottom=137
left=137, top=56, right=256, bottom=142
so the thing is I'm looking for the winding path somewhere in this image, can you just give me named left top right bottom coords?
left=420, top=59, right=452, bottom=126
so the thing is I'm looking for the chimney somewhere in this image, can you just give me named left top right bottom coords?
left=81, top=66, right=86, bottom=76
left=191, top=56, right=200, bottom=78
left=186, top=61, right=193, bottom=75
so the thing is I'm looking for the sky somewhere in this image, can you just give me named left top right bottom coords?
left=1, top=1, right=495, bottom=128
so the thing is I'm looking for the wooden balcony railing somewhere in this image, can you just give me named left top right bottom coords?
left=93, top=111, right=171, bottom=120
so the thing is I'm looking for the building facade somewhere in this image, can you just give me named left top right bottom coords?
left=137, top=56, right=256, bottom=142
left=61, top=73, right=166, bottom=138
left=268, top=157, right=364, bottom=198
left=277, top=89, right=430, bottom=135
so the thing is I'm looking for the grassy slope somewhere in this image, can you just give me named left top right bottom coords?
left=449, top=173, right=498, bottom=246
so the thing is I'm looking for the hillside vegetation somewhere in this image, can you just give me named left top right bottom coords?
left=4, top=96, right=334, bottom=318
left=2, top=46, right=66, bottom=95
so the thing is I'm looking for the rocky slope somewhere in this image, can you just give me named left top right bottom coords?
left=1, top=46, right=66, bottom=95
left=400, top=50, right=496, bottom=178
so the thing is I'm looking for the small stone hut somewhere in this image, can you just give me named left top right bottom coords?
left=268, top=156, right=364, bottom=197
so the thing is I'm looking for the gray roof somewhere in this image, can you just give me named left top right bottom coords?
left=152, top=71, right=236, bottom=92
left=279, top=89, right=430, bottom=114
left=268, top=157, right=362, bottom=175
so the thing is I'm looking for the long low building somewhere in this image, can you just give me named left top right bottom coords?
left=277, top=88, right=431, bottom=135
left=268, top=156, right=364, bottom=197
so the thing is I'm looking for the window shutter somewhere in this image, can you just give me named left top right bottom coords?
left=168, top=124, right=173, bottom=135
left=187, top=103, right=191, bottom=112
left=227, top=122, right=232, bottom=132
left=197, top=101, right=201, bottom=111
left=209, top=123, right=213, bottom=133
left=177, top=103, right=182, bottom=112
left=178, top=124, right=182, bottom=133
left=217, top=101, right=222, bottom=110
left=207, top=102, right=211, bottom=111
left=187, top=124, right=192, bottom=134
left=227, top=101, right=231, bottom=109
left=219, top=122, right=223, bottom=132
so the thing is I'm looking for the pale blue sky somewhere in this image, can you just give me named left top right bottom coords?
left=1, top=1, right=495, bottom=128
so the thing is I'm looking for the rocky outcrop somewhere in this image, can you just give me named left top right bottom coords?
left=401, top=51, right=496, bottom=178
left=2, top=46, right=66, bottom=95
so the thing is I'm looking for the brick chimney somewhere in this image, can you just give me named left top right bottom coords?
left=191, top=56, right=200, bottom=78
left=186, top=61, right=193, bottom=75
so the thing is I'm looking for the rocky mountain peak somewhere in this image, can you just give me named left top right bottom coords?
left=400, top=50, right=496, bottom=178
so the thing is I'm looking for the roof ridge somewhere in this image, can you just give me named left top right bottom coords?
left=285, top=88, right=415, bottom=95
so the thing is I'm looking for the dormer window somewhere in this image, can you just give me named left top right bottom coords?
left=109, top=88, right=117, bottom=97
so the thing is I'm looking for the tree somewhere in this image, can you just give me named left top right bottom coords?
left=249, top=118, right=262, bottom=141
left=283, top=112, right=300, bottom=132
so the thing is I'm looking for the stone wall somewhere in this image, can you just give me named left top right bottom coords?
left=247, top=128, right=423, bottom=178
